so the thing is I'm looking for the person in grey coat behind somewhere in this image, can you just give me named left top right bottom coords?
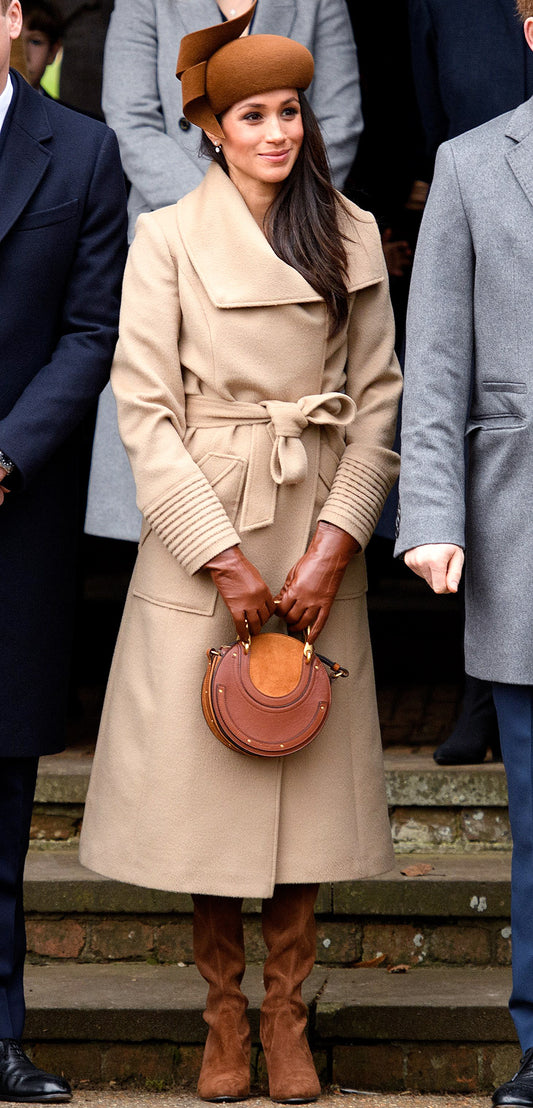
left=396, top=5, right=533, bottom=1102
left=85, top=0, right=362, bottom=542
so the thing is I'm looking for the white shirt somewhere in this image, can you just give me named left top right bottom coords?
left=0, top=74, right=14, bottom=135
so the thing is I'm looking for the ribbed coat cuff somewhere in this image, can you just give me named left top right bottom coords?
left=318, top=455, right=396, bottom=549
left=143, top=473, right=240, bottom=576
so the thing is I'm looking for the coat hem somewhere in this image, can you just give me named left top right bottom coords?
left=78, top=851, right=396, bottom=899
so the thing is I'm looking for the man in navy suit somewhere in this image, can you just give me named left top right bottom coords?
left=0, top=1, right=127, bottom=1100
left=409, top=0, right=533, bottom=164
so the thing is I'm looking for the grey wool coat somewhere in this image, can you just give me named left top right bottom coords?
left=396, top=96, right=533, bottom=685
left=79, top=164, right=402, bottom=897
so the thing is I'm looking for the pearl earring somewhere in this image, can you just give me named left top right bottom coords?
left=215, top=145, right=222, bottom=154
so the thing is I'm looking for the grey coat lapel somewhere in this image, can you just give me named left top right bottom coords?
left=253, top=0, right=295, bottom=36
left=505, top=97, right=533, bottom=209
left=175, top=0, right=295, bottom=38
left=175, top=0, right=225, bottom=37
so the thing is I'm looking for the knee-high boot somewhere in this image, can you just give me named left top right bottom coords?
left=192, top=894, right=251, bottom=1102
left=260, top=883, right=321, bottom=1104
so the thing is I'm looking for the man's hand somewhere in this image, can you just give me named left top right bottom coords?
left=0, top=467, right=10, bottom=507
left=404, top=543, right=464, bottom=594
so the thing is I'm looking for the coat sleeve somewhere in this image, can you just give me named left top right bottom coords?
left=0, top=127, right=127, bottom=486
left=394, top=140, right=474, bottom=557
left=110, top=213, right=241, bottom=576
left=318, top=218, right=402, bottom=548
left=102, top=0, right=205, bottom=214
left=307, top=0, right=362, bottom=189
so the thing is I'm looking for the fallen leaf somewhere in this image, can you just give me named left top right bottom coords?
left=353, top=953, right=387, bottom=969
left=387, top=963, right=410, bottom=973
left=400, top=862, right=434, bottom=877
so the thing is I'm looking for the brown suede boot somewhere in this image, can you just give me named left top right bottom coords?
left=260, top=883, right=321, bottom=1104
left=192, top=894, right=251, bottom=1102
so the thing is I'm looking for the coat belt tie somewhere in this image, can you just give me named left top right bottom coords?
left=185, top=392, right=356, bottom=532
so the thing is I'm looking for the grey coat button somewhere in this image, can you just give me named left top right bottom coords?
left=179, top=117, right=191, bottom=132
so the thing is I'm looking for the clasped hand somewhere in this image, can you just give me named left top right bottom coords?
left=204, top=546, right=275, bottom=639
left=274, top=522, right=359, bottom=643
left=205, top=523, right=359, bottom=645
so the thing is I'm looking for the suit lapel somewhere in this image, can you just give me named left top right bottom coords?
left=0, top=73, right=52, bottom=246
left=505, top=98, right=533, bottom=210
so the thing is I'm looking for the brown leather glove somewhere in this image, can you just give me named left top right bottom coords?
left=274, top=522, right=360, bottom=643
left=204, top=545, right=275, bottom=639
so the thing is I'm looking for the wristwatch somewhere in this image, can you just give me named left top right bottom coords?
left=0, top=450, right=16, bottom=475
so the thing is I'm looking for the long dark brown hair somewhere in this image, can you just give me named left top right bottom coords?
left=200, top=91, right=350, bottom=336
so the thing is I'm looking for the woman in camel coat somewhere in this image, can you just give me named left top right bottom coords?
left=80, top=6, right=402, bottom=1102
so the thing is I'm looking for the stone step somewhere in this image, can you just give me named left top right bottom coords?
left=33, top=753, right=510, bottom=853
left=22, top=962, right=519, bottom=1093
left=35, top=752, right=508, bottom=807
left=23, top=849, right=512, bottom=968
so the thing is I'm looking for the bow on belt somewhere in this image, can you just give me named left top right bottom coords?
left=185, top=392, right=356, bottom=532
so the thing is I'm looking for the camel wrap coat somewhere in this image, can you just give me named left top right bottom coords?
left=79, top=163, right=402, bottom=897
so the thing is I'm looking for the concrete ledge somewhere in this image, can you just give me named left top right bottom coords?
left=23, top=963, right=515, bottom=1045
left=316, top=966, right=515, bottom=1042
left=24, top=963, right=323, bottom=1042
left=35, top=758, right=92, bottom=804
left=24, top=849, right=511, bottom=919
left=24, top=851, right=331, bottom=915
left=37, top=753, right=509, bottom=809
left=385, top=756, right=508, bottom=808
left=334, top=852, right=510, bottom=917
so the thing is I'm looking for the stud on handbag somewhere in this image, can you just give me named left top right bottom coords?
left=201, top=627, right=349, bottom=757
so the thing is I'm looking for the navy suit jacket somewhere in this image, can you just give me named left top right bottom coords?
left=0, top=71, right=127, bottom=756
left=409, top=0, right=533, bottom=163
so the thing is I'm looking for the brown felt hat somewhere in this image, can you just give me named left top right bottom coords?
left=176, top=1, right=314, bottom=141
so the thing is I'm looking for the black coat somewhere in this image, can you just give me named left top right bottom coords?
left=408, top=0, right=533, bottom=163
left=0, top=71, right=127, bottom=757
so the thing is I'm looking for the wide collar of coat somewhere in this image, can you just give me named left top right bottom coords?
left=0, top=70, right=52, bottom=246
left=505, top=95, right=533, bottom=209
left=176, top=162, right=382, bottom=308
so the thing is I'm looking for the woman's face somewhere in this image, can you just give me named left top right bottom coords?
left=217, top=87, right=304, bottom=195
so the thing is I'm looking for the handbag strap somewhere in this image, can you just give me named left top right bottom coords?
left=314, top=651, right=349, bottom=679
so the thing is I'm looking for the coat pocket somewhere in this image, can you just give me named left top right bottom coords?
left=15, top=199, right=79, bottom=231
left=465, top=413, right=526, bottom=433
left=132, top=453, right=246, bottom=615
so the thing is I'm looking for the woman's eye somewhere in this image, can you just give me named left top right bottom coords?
left=283, top=107, right=298, bottom=117
left=243, top=112, right=262, bottom=122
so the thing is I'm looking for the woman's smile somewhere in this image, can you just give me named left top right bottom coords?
left=258, top=148, right=291, bottom=161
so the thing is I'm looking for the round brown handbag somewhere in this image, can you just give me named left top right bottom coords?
left=201, top=630, right=348, bottom=757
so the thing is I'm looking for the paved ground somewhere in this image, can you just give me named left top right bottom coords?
left=50, top=1093, right=491, bottom=1108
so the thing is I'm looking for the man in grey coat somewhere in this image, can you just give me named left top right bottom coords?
left=396, top=3, right=533, bottom=1102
